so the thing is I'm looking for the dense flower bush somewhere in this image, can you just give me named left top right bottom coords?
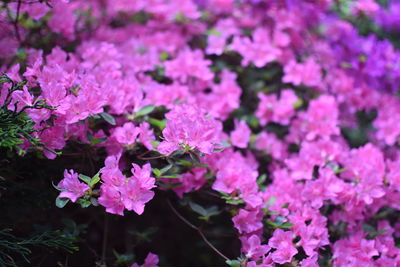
left=1, top=0, right=400, bottom=266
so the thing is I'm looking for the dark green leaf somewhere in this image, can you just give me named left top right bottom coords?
left=55, top=197, right=69, bottom=208
left=78, top=174, right=91, bottom=185
left=99, top=112, right=116, bottom=125
left=89, top=172, right=101, bottom=187
left=135, top=105, right=155, bottom=117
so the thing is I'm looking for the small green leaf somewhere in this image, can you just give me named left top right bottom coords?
left=52, top=181, right=65, bottom=191
left=189, top=202, right=208, bottom=217
left=135, top=105, right=155, bottom=118
left=56, top=197, right=69, bottom=208
left=177, top=159, right=193, bottom=167
left=257, top=174, right=267, bottom=186
left=147, top=118, right=166, bottom=130
left=226, top=259, right=241, bottom=267
left=90, top=197, right=99, bottom=206
left=159, top=51, right=169, bottom=61
left=89, top=172, right=101, bottom=187
left=160, top=164, right=173, bottom=175
left=207, top=28, right=222, bottom=36
left=159, top=174, right=181, bottom=179
left=78, top=174, right=91, bottom=185
left=99, top=112, right=116, bottom=125
left=267, top=196, right=276, bottom=207
left=78, top=199, right=91, bottom=208
left=293, top=99, right=303, bottom=109
left=152, top=168, right=161, bottom=177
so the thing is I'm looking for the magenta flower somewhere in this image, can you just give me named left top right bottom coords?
left=256, top=89, right=298, bottom=126
left=158, top=104, right=222, bottom=155
left=232, top=209, right=264, bottom=234
left=98, top=184, right=125, bottom=216
left=240, top=235, right=270, bottom=260
left=99, top=159, right=156, bottom=216
left=131, top=252, right=159, bottom=267
left=120, top=163, right=156, bottom=215
left=230, top=119, right=251, bottom=148
left=57, top=169, right=90, bottom=202
left=113, top=122, right=141, bottom=145
left=269, top=229, right=298, bottom=264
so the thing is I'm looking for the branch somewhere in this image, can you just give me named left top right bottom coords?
left=167, top=199, right=229, bottom=261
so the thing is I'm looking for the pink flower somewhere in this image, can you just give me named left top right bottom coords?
left=195, top=70, right=241, bottom=120
left=283, top=58, right=322, bottom=88
left=231, top=28, right=281, bottom=68
left=164, top=48, right=213, bottom=83
left=138, top=122, right=156, bottom=150
left=113, top=122, right=141, bottom=146
left=293, top=95, right=340, bottom=141
left=48, top=1, right=77, bottom=40
left=232, top=209, right=264, bottom=234
left=158, top=104, right=222, bottom=155
left=131, top=252, right=159, bottom=267
left=230, top=120, right=251, bottom=148
left=212, top=150, right=258, bottom=194
left=352, top=0, right=379, bottom=16
left=269, top=229, right=298, bottom=264
left=374, top=95, right=400, bottom=145
left=57, top=169, right=90, bottom=202
left=100, top=155, right=125, bottom=187
left=240, top=235, right=270, bottom=260
left=173, top=167, right=207, bottom=198
left=256, top=90, right=298, bottom=126
left=333, top=232, right=379, bottom=266
left=98, top=184, right=125, bottom=216
left=120, top=163, right=156, bottom=215
left=255, top=132, right=288, bottom=160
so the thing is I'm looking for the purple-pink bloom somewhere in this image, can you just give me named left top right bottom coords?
left=113, top=122, right=141, bottom=146
left=269, top=229, right=298, bottom=264
left=240, top=234, right=270, bottom=260
left=158, top=104, right=222, bottom=155
left=131, top=252, right=159, bottom=267
left=120, top=163, right=156, bottom=215
left=230, top=119, right=251, bottom=148
left=57, top=169, right=90, bottom=202
left=98, top=184, right=125, bottom=216
left=232, top=209, right=264, bottom=234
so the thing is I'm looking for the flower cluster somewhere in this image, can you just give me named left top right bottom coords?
left=2, top=0, right=400, bottom=266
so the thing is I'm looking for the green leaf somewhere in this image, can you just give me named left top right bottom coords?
left=159, top=174, right=181, bottom=179
left=226, top=259, right=241, bottom=267
left=152, top=168, right=161, bottom=177
left=99, top=112, right=116, bottom=125
left=189, top=202, right=208, bottom=217
left=78, top=199, right=91, bottom=208
left=159, top=164, right=173, bottom=175
left=52, top=181, right=65, bottom=191
left=89, top=172, right=101, bottom=187
left=78, top=174, right=91, bottom=185
left=113, top=250, right=135, bottom=264
left=293, top=98, right=303, bottom=109
left=135, top=105, right=155, bottom=118
left=90, top=197, right=99, bottom=206
left=257, top=174, right=267, bottom=186
left=159, top=51, right=169, bottom=61
left=177, top=159, right=193, bottom=167
left=206, top=28, right=222, bottom=36
left=147, top=118, right=166, bottom=130
left=55, top=197, right=69, bottom=208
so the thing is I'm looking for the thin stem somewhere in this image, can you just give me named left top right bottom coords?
left=167, top=199, right=229, bottom=261
left=101, top=213, right=109, bottom=264
left=137, top=154, right=166, bottom=160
